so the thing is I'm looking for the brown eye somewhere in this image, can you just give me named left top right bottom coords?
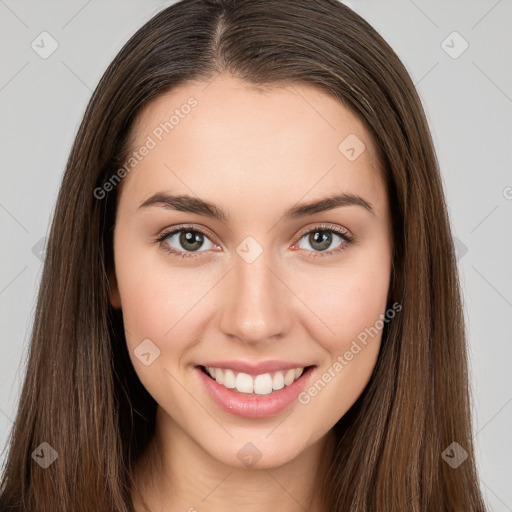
left=158, top=226, right=218, bottom=258
left=174, top=230, right=205, bottom=252
left=307, top=231, right=334, bottom=251
left=295, top=225, right=353, bottom=258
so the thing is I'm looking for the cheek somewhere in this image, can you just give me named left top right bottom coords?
left=329, top=275, right=388, bottom=351
left=297, top=250, right=391, bottom=354
left=113, top=237, right=205, bottom=352
left=290, top=243, right=391, bottom=421
left=293, top=271, right=390, bottom=432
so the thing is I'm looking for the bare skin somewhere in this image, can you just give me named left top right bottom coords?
left=108, top=73, right=393, bottom=512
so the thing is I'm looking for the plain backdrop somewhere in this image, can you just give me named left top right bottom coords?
left=0, top=1, right=511, bottom=510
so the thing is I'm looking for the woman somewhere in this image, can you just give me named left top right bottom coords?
left=0, top=0, right=488, bottom=510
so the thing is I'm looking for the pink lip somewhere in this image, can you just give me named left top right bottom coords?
left=199, top=360, right=310, bottom=376
left=195, top=365, right=315, bottom=419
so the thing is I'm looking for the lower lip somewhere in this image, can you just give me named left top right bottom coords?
left=195, top=366, right=315, bottom=419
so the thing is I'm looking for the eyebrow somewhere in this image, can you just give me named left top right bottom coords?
left=138, top=191, right=375, bottom=221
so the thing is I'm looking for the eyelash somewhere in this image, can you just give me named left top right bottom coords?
left=155, top=223, right=354, bottom=260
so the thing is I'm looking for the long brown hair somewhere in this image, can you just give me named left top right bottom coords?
left=0, top=1, right=488, bottom=510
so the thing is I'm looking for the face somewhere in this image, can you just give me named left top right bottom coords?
left=109, top=74, right=392, bottom=470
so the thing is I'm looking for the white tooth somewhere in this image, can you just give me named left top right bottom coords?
left=272, top=371, right=285, bottom=390
left=254, top=373, right=273, bottom=395
left=223, top=369, right=236, bottom=388
left=208, top=367, right=304, bottom=393
left=284, top=369, right=295, bottom=386
left=235, top=372, right=254, bottom=394
left=214, top=368, right=224, bottom=385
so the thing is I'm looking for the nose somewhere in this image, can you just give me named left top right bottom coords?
left=218, top=247, right=292, bottom=346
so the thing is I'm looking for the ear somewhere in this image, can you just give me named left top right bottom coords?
left=108, top=270, right=122, bottom=309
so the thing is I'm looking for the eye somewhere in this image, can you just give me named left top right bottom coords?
left=155, top=223, right=353, bottom=260
left=294, top=223, right=353, bottom=257
left=156, top=225, right=219, bottom=259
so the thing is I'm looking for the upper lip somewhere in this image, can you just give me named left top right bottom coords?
left=198, top=360, right=314, bottom=375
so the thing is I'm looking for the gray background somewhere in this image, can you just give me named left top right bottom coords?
left=0, top=0, right=511, bottom=510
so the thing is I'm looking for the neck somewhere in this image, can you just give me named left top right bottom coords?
left=131, top=407, right=336, bottom=512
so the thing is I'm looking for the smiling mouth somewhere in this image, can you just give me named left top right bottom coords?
left=199, top=365, right=315, bottom=396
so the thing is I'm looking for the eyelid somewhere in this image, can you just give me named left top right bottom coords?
left=295, top=222, right=352, bottom=240
left=156, top=223, right=217, bottom=244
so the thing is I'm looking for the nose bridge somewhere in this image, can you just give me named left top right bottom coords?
left=219, top=240, right=290, bottom=344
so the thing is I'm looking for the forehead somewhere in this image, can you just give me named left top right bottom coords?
left=119, top=74, right=387, bottom=216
